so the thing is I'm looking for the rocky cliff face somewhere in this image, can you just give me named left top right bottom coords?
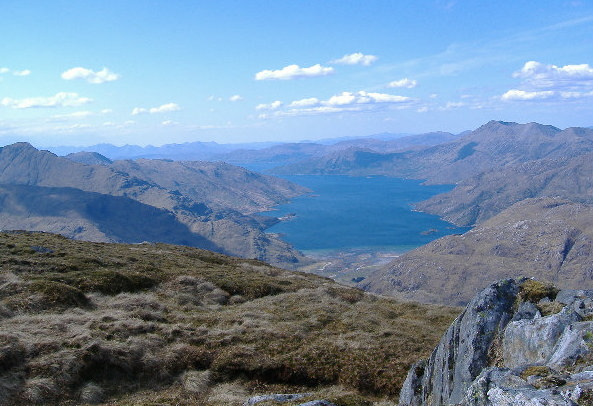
left=399, top=279, right=593, bottom=405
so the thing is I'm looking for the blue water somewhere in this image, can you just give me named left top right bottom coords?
left=265, top=175, right=468, bottom=253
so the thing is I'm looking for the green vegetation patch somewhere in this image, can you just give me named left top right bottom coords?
left=29, top=280, right=90, bottom=308
left=35, top=269, right=158, bottom=295
left=518, top=279, right=559, bottom=304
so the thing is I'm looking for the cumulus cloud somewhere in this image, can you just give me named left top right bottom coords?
left=502, top=61, right=593, bottom=101
left=0, top=67, right=31, bottom=76
left=256, top=100, right=283, bottom=110
left=61, top=67, right=120, bottom=84
left=1, top=92, right=92, bottom=109
left=13, top=69, right=31, bottom=76
left=229, top=95, right=243, bottom=102
left=513, top=61, right=593, bottom=89
left=258, top=90, right=413, bottom=118
left=289, top=97, right=320, bottom=108
left=132, top=103, right=181, bottom=115
left=331, top=52, right=378, bottom=66
left=255, top=64, right=334, bottom=80
left=52, top=111, right=94, bottom=119
left=501, top=89, right=555, bottom=101
left=388, top=78, right=417, bottom=88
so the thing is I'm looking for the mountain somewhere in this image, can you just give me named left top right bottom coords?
left=328, top=131, right=459, bottom=152
left=416, top=153, right=593, bottom=226
left=360, top=198, right=593, bottom=305
left=65, top=151, right=113, bottom=165
left=0, top=231, right=459, bottom=405
left=272, top=121, right=593, bottom=185
left=0, top=142, right=308, bottom=267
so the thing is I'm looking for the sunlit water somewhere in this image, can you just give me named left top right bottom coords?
left=264, top=175, right=468, bottom=255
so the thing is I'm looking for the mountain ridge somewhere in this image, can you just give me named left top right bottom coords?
left=0, top=142, right=308, bottom=267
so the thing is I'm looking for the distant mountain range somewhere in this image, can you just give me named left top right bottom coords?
left=271, top=121, right=593, bottom=183
left=43, top=130, right=462, bottom=164
left=0, top=142, right=309, bottom=267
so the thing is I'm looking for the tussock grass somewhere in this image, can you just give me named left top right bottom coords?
left=0, top=231, right=460, bottom=405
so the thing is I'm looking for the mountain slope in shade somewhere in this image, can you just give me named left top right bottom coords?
left=0, top=142, right=308, bottom=266
left=360, top=198, right=593, bottom=305
left=416, top=152, right=593, bottom=226
left=0, top=184, right=220, bottom=250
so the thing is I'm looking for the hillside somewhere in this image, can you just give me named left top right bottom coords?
left=360, top=198, right=593, bottom=305
left=0, top=231, right=459, bottom=405
left=0, top=142, right=308, bottom=267
left=416, top=153, right=593, bottom=226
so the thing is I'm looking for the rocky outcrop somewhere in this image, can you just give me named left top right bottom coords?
left=399, top=279, right=593, bottom=405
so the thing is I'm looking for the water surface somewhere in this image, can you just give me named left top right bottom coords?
left=266, top=175, right=467, bottom=255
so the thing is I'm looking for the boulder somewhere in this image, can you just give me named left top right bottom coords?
left=399, top=279, right=593, bottom=405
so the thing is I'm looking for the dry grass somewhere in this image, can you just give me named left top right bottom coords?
left=0, top=231, right=460, bottom=405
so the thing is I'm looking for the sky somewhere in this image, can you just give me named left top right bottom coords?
left=1, top=0, right=593, bottom=147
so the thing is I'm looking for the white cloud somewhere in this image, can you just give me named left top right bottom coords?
left=132, top=103, right=181, bottom=115
left=439, top=101, right=466, bottom=110
left=289, top=97, right=320, bottom=108
left=388, top=78, right=417, bottom=88
left=13, top=69, right=31, bottom=76
left=61, top=67, right=120, bottom=84
left=326, top=91, right=411, bottom=106
left=0, top=68, right=9, bottom=74
left=513, top=61, right=593, bottom=89
left=501, top=89, right=555, bottom=101
left=1, top=92, right=92, bottom=109
left=255, top=64, right=334, bottom=80
left=162, top=120, right=178, bottom=126
left=259, top=90, right=414, bottom=118
left=501, top=61, right=593, bottom=101
left=511, top=61, right=593, bottom=94
left=52, top=110, right=94, bottom=119
left=331, top=52, right=378, bottom=66
left=256, top=100, right=283, bottom=110
left=229, top=95, right=243, bottom=102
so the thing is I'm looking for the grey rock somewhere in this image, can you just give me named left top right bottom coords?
left=399, top=279, right=519, bottom=405
left=546, top=321, right=593, bottom=369
left=502, top=308, right=581, bottom=368
left=243, top=393, right=311, bottom=406
left=399, top=280, right=593, bottom=405
left=512, top=301, right=540, bottom=321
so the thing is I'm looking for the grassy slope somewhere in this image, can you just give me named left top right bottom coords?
left=0, top=231, right=459, bottom=405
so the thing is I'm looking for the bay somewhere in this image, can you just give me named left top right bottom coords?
left=266, top=175, right=468, bottom=254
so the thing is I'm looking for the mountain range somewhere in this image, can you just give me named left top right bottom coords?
left=5, top=120, right=593, bottom=305
left=0, top=142, right=309, bottom=267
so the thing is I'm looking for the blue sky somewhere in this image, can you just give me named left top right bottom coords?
left=1, top=0, right=593, bottom=147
